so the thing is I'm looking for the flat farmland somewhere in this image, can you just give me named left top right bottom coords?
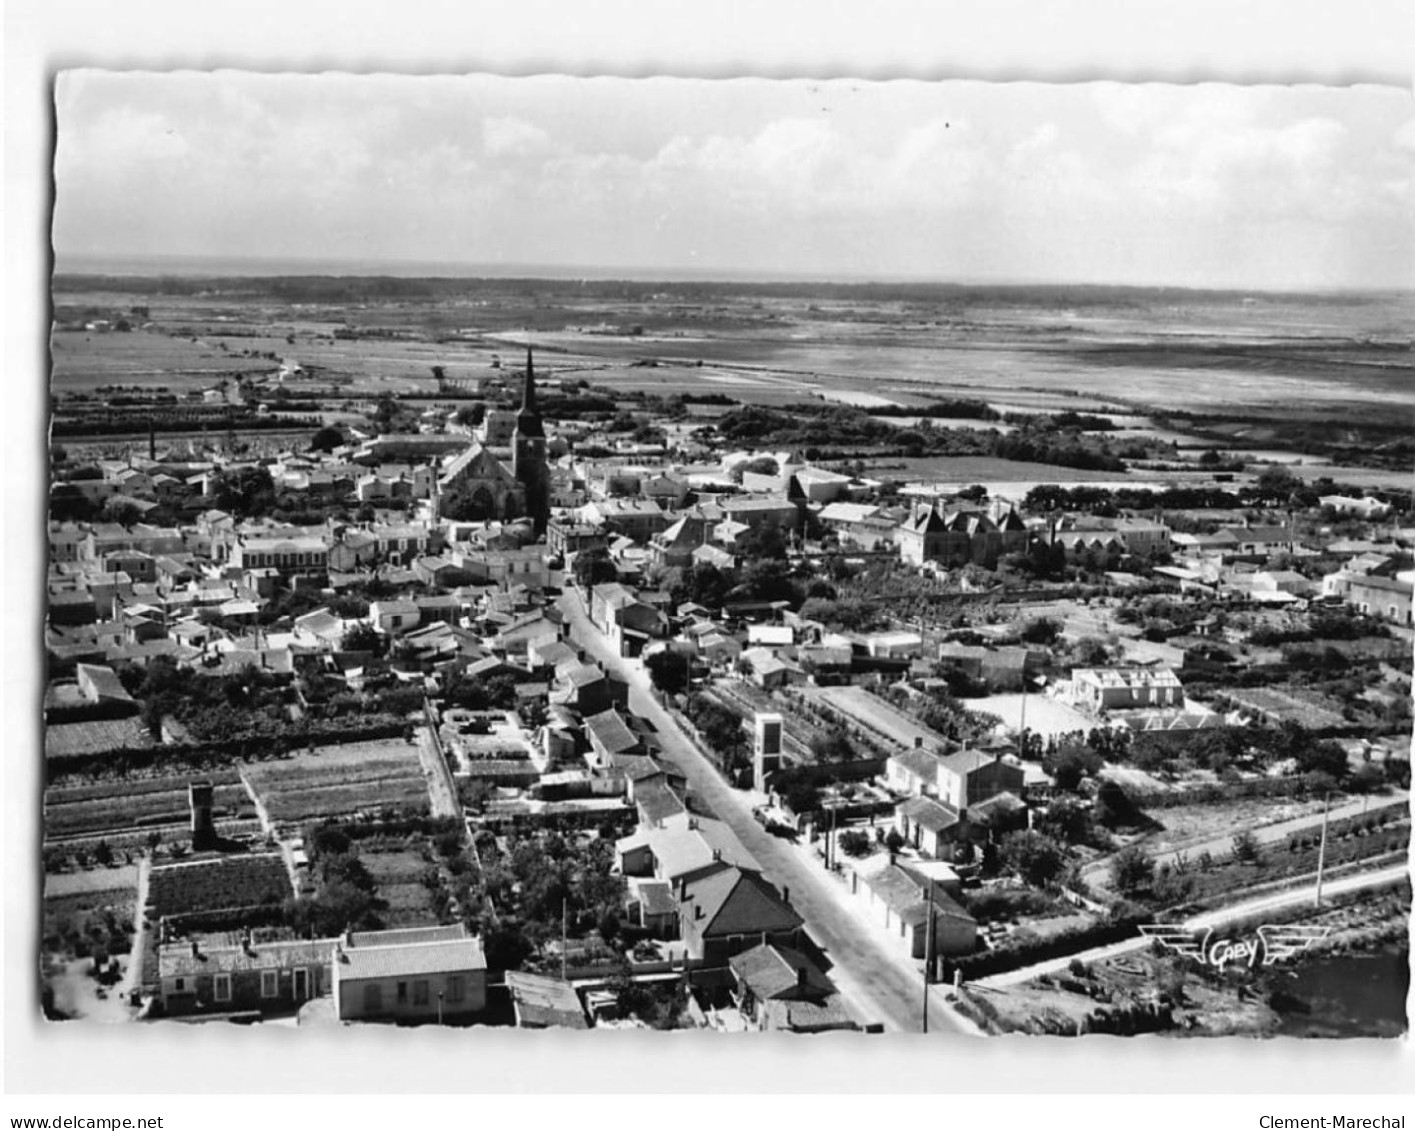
left=242, top=739, right=431, bottom=824
left=147, top=853, right=291, bottom=917
left=50, top=280, right=1413, bottom=428
left=892, top=455, right=1138, bottom=487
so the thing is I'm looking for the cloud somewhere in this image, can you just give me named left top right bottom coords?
left=482, top=116, right=553, bottom=157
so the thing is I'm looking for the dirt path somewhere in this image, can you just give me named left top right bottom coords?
left=415, top=721, right=461, bottom=820
left=118, top=855, right=152, bottom=1004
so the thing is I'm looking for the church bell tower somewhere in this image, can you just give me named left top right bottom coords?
left=512, top=346, right=551, bottom=535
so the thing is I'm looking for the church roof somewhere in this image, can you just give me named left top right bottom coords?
left=439, top=442, right=515, bottom=489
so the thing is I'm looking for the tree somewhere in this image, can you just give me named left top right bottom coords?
left=733, top=456, right=779, bottom=481
left=837, top=829, right=873, bottom=858
left=1073, top=637, right=1111, bottom=666
left=1093, top=779, right=1144, bottom=830
left=1019, top=616, right=1062, bottom=646
left=341, top=622, right=385, bottom=656
left=809, top=729, right=855, bottom=764
left=572, top=549, right=618, bottom=589
left=1000, top=830, right=1067, bottom=888
left=1046, top=743, right=1100, bottom=792
left=211, top=466, right=277, bottom=518
left=1109, top=844, right=1154, bottom=896
left=101, top=500, right=143, bottom=528
left=645, top=650, right=691, bottom=697
left=1254, top=464, right=1299, bottom=502
left=1231, top=828, right=1262, bottom=865
left=309, top=425, right=344, bottom=453
left=1037, top=797, right=1093, bottom=846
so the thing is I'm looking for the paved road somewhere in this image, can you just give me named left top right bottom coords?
left=557, top=588, right=978, bottom=1036
left=975, top=860, right=1410, bottom=990
left=1083, top=791, right=1409, bottom=890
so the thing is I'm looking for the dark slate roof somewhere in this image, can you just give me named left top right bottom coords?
left=728, top=943, right=835, bottom=1002
left=682, top=866, right=802, bottom=938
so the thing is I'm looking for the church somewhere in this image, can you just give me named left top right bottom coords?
left=434, top=348, right=551, bottom=535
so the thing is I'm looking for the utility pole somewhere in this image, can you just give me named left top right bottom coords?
left=1314, top=791, right=1332, bottom=907
left=561, top=899, right=569, bottom=981
left=922, top=882, right=935, bottom=1034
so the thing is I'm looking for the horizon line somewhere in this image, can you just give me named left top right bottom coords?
left=50, top=251, right=1415, bottom=296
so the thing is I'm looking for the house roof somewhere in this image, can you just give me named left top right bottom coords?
left=758, top=996, right=858, bottom=1033
left=634, top=878, right=678, bottom=918
left=728, top=943, right=835, bottom=1002
left=864, top=863, right=975, bottom=927
left=896, top=794, right=961, bottom=834
left=634, top=778, right=687, bottom=825
left=643, top=818, right=748, bottom=881
left=160, top=937, right=334, bottom=980
left=681, top=865, right=802, bottom=938
left=583, top=709, right=640, bottom=755
left=890, top=747, right=941, bottom=783
left=937, top=747, right=1007, bottom=778
left=337, top=928, right=486, bottom=981
left=504, top=972, right=588, bottom=1029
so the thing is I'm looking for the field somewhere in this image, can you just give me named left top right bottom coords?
left=51, top=280, right=1414, bottom=433
left=360, top=847, right=443, bottom=929
left=242, top=739, right=431, bottom=825
left=147, top=853, right=291, bottom=918
left=42, top=882, right=139, bottom=960
left=43, top=771, right=250, bottom=841
left=970, top=694, right=1098, bottom=739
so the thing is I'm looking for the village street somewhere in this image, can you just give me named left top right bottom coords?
left=556, top=588, right=980, bottom=1036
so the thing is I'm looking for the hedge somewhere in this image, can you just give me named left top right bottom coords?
left=46, top=721, right=408, bottom=783
left=948, top=910, right=1150, bottom=982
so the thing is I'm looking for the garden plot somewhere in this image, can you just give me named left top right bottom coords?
left=147, top=853, right=291, bottom=918
left=242, top=739, right=431, bottom=824
left=44, top=772, right=249, bottom=841
left=360, top=847, right=443, bottom=929
left=43, top=882, right=139, bottom=961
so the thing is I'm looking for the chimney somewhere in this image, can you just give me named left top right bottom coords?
left=797, top=965, right=808, bottom=990
left=189, top=939, right=200, bottom=959
left=782, top=886, right=790, bottom=905
left=914, top=736, right=924, bottom=749
left=343, top=929, right=355, bottom=948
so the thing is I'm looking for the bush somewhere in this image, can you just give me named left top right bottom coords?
left=1109, top=844, right=1155, bottom=896
left=1231, top=829, right=1261, bottom=864
left=837, top=829, right=873, bottom=859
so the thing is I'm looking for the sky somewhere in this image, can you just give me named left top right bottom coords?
left=52, top=72, right=1415, bottom=289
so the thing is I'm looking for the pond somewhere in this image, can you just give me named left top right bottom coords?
left=1268, top=950, right=1409, bottom=1039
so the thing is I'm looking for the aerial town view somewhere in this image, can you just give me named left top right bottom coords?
left=39, top=72, right=1412, bottom=1038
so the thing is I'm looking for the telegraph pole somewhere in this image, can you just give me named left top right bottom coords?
left=1314, top=791, right=1332, bottom=907
left=922, top=882, right=935, bottom=1034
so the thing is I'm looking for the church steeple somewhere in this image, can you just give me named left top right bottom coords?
left=516, top=346, right=544, bottom=437
left=512, top=345, right=550, bottom=535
